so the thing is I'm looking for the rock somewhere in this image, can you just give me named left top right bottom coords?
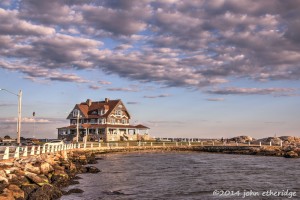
left=85, top=166, right=101, bottom=173
left=25, top=172, right=49, bottom=186
left=69, top=180, right=80, bottom=185
left=284, top=151, right=298, bottom=158
left=0, top=176, right=9, bottom=193
left=51, top=173, right=70, bottom=187
left=0, top=170, right=6, bottom=178
left=40, top=162, right=54, bottom=175
left=0, top=188, right=14, bottom=200
left=28, top=183, right=62, bottom=200
left=64, top=188, right=84, bottom=195
left=8, top=184, right=25, bottom=199
left=21, top=184, right=39, bottom=200
left=25, top=163, right=41, bottom=174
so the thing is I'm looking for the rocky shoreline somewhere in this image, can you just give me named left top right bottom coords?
left=0, top=144, right=299, bottom=199
left=0, top=151, right=100, bottom=200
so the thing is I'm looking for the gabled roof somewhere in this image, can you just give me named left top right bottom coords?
left=67, top=98, right=130, bottom=119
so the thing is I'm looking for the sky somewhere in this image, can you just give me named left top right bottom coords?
left=0, top=0, right=300, bottom=139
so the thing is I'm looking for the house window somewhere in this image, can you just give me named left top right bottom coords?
left=122, top=119, right=126, bottom=124
left=92, top=110, right=97, bottom=115
left=111, top=118, right=115, bottom=124
left=115, top=110, right=122, bottom=115
left=102, top=118, right=106, bottom=124
left=72, top=109, right=79, bottom=117
left=100, top=109, right=105, bottom=115
left=90, top=119, right=96, bottom=124
left=72, top=120, right=76, bottom=125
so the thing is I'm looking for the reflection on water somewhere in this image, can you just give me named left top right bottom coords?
left=61, top=152, right=300, bottom=200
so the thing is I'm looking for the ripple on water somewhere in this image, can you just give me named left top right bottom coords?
left=60, top=152, right=300, bottom=200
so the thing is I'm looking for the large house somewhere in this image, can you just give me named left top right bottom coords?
left=57, top=98, right=150, bottom=142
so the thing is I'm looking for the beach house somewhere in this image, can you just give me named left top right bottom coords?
left=57, top=98, right=150, bottom=142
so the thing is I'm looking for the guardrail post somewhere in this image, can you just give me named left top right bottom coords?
left=50, top=145, right=54, bottom=153
left=14, top=147, right=20, bottom=159
left=84, top=143, right=86, bottom=149
left=98, top=143, right=101, bottom=148
left=259, top=142, right=261, bottom=147
left=269, top=141, right=272, bottom=146
left=91, top=143, right=93, bottom=148
left=189, top=141, right=191, bottom=146
left=212, top=141, right=214, bottom=146
left=36, top=146, right=40, bottom=155
left=23, top=146, right=28, bottom=157
left=47, top=145, right=50, bottom=153
left=30, top=146, right=35, bottom=156
left=42, top=145, right=46, bottom=154
left=280, top=140, right=283, bottom=147
left=78, top=143, right=81, bottom=149
left=3, top=147, right=9, bottom=160
left=248, top=142, right=250, bottom=146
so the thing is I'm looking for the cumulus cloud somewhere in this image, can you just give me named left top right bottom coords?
left=1, top=0, right=300, bottom=93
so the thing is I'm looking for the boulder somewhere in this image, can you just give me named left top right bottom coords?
left=8, top=184, right=25, bottom=199
left=21, top=184, right=39, bottom=200
left=51, top=173, right=70, bottom=187
left=0, top=188, right=14, bottom=200
left=0, top=176, right=9, bottom=193
left=28, top=183, right=62, bottom=200
left=85, top=166, right=101, bottom=173
left=63, top=188, right=84, bottom=195
left=25, top=172, right=49, bottom=186
left=284, top=151, right=298, bottom=158
left=40, top=162, right=54, bottom=175
left=25, top=163, right=41, bottom=174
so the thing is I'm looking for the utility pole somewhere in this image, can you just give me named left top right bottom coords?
left=76, top=111, right=79, bottom=143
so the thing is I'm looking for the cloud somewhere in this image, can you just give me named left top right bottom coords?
left=89, top=85, right=102, bottom=90
left=127, top=101, right=139, bottom=105
left=143, top=94, right=171, bottom=98
left=106, top=87, right=139, bottom=92
left=0, top=1, right=300, bottom=93
left=98, top=80, right=112, bottom=85
left=0, top=103, right=17, bottom=107
left=206, top=87, right=296, bottom=96
left=0, top=117, right=60, bottom=124
left=206, top=98, right=225, bottom=102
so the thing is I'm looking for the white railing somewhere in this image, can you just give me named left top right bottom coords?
left=0, top=141, right=283, bottom=161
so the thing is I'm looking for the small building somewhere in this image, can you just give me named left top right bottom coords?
left=57, top=98, right=150, bottom=142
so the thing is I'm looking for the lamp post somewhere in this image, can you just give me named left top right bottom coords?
left=0, top=89, right=22, bottom=144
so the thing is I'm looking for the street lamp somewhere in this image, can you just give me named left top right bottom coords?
left=0, top=89, right=22, bottom=144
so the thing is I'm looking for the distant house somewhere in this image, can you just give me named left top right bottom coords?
left=57, top=98, right=150, bottom=142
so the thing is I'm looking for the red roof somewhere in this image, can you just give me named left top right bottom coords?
left=67, top=99, right=130, bottom=119
left=58, top=124, right=149, bottom=129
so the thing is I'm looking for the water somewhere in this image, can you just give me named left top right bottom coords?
left=61, top=152, right=300, bottom=200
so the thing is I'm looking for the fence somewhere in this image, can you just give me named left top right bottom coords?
left=0, top=140, right=283, bottom=161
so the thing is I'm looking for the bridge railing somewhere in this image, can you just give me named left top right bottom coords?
left=0, top=141, right=283, bottom=161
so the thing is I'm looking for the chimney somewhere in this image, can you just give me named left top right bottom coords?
left=86, top=99, right=92, bottom=107
left=105, top=98, right=109, bottom=103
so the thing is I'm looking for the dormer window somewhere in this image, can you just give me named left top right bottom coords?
left=92, top=110, right=97, bottom=115
left=100, top=109, right=105, bottom=115
left=72, top=109, right=79, bottom=117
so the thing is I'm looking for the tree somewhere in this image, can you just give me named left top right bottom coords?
left=4, top=135, right=11, bottom=139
